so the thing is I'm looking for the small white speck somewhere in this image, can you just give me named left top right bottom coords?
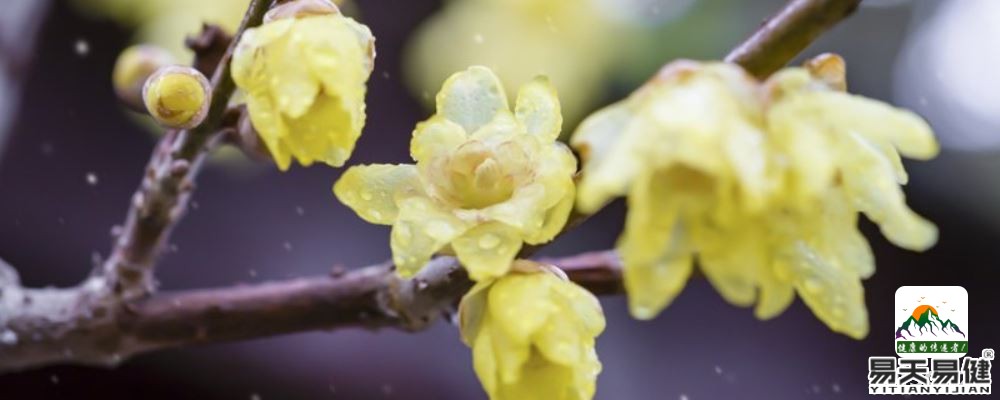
left=249, top=394, right=261, bottom=400
left=811, top=384, right=821, bottom=394
left=40, top=142, right=54, bottom=156
left=679, top=395, right=689, bottom=400
left=714, top=365, right=723, bottom=375
left=50, top=374, right=60, bottom=384
left=0, top=330, right=18, bottom=345
left=191, top=201, right=200, bottom=210
left=382, top=71, right=391, bottom=79
left=295, top=206, right=305, bottom=216
left=473, top=33, right=484, bottom=44
left=381, top=384, right=393, bottom=396
left=832, top=383, right=841, bottom=393
left=85, top=172, right=98, bottom=186
left=169, top=243, right=179, bottom=253
left=248, top=269, right=257, bottom=278
left=74, top=39, right=89, bottom=56
left=283, top=241, right=293, bottom=251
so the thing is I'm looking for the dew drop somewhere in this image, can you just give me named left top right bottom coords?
left=472, top=33, right=484, bottom=44
left=360, top=190, right=374, bottom=201
left=368, top=210, right=383, bottom=220
left=803, top=278, right=823, bottom=295
left=85, top=172, right=98, bottom=186
left=478, top=234, right=500, bottom=249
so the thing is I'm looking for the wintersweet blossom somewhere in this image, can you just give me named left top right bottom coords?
left=571, top=55, right=939, bottom=338
left=335, top=66, right=576, bottom=280
left=231, top=0, right=374, bottom=170
left=459, top=261, right=604, bottom=400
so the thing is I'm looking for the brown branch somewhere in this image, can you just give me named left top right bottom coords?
left=0, top=0, right=857, bottom=373
left=725, top=0, right=862, bottom=78
left=0, top=252, right=619, bottom=372
left=100, top=0, right=273, bottom=299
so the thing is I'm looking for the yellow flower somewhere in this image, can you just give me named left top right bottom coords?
left=571, top=56, right=939, bottom=339
left=231, top=0, right=374, bottom=170
left=334, top=66, right=576, bottom=280
left=459, top=261, right=605, bottom=400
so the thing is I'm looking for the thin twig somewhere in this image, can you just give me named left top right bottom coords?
left=100, top=0, right=273, bottom=299
left=725, top=0, right=862, bottom=78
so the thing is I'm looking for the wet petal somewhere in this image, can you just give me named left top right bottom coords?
left=488, top=273, right=558, bottom=344
left=436, top=66, right=510, bottom=133
left=333, top=164, right=421, bottom=224
left=514, top=75, right=562, bottom=141
left=453, top=222, right=523, bottom=281
left=391, top=197, right=468, bottom=277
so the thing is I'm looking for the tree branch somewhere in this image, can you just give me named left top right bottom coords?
left=0, top=0, right=858, bottom=373
left=100, top=0, right=273, bottom=299
left=0, top=252, right=620, bottom=372
left=725, top=0, right=862, bottom=78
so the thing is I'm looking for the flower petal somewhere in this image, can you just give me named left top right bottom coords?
left=619, top=173, right=694, bottom=319
left=488, top=273, right=558, bottom=344
left=436, top=66, right=510, bottom=134
left=333, top=164, right=422, bottom=224
left=410, top=116, right=467, bottom=164
left=784, top=241, right=869, bottom=339
left=514, top=75, right=562, bottom=141
left=453, top=222, right=523, bottom=281
left=391, top=197, right=468, bottom=277
left=839, top=132, right=937, bottom=251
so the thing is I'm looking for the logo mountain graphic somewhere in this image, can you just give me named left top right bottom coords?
left=894, top=305, right=966, bottom=340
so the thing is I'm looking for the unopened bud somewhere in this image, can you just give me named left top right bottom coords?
left=112, top=45, right=176, bottom=111
left=142, top=66, right=211, bottom=129
left=805, top=53, right=847, bottom=92
left=264, top=0, right=340, bottom=22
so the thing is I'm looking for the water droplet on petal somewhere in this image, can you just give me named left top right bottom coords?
left=478, top=233, right=500, bottom=249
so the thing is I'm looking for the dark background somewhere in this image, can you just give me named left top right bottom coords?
left=1, top=0, right=997, bottom=399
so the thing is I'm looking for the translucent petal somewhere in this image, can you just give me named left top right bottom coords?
left=775, top=91, right=939, bottom=160
left=471, top=316, right=498, bottom=395
left=263, top=27, right=320, bottom=118
left=490, top=320, right=531, bottom=384
left=754, top=270, right=795, bottom=320
left=390, top=197, right=468, bottom=277
left=572, top=100, right=645, bottom=213
left=533, top=312, right=582, bottom=367
left=459, top=280, right=492, bottom=345
left=785, top=241, right=869, bottom=339
left=333, top=164, right=421, bottom=225
left=839, top=132, right=937, bottom=251
left=282, top=93, right=357, bottom=167
left=619, top=174, right=694, bottom=319
left=723, top=122, right=771, bottom=210
left=694, top=224, right=764, bottom=307
left=499, top=353, right=574, bottom=400
left=488, top=273, right=558, bottom=344
left=514, top=75, right=563, bottom=141
left=436, top=66, right=510, bottom=134
left=244, top=92, right=293, bottom=170
left=552, top=279, right=606, bottom=337
left=453, top=222, right=523, bottom=281
left=410, top=116, right=467, bottom=164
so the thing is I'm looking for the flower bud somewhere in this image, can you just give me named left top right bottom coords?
left=112, top=45, right=176, bottom=111
left=142, top=66, right=211, bottom=129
